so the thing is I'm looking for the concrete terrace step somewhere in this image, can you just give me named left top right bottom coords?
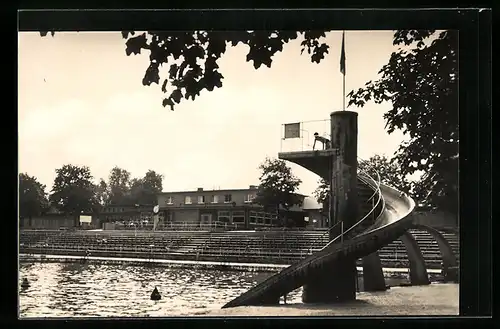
left=20, top=228, right=460, bottom=270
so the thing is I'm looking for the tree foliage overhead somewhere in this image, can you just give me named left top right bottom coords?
left=49, top=164, right=98, bottom=215
left=122, top=30, right=330, bottom=110
left=348, top=30, right=458, bottom=216
left=19, top=173, right=49, bottom=219
left=253, top=157, right=303, bottom=222
left=313, top=154, right=411, bottom=207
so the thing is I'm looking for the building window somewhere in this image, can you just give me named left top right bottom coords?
left=249, top=211, right=258, bottom=224
left=166, top=196, right=173, bottom=205
left=232, top=210, right=245, bottom=223
left=249, top=211, right=276, bottom=226
left=211, top=195, right=219, bottom=203
left=185, top=196, right=192, bottom=204
left=218, top=211, right=230, bottom=223
left=165, top=212, right=173, bottom=223
left=198, top=195, right=205, bottom=204
left=244, top=194, right=255, bottom=203
left=224, top=194, right=232, bottom=203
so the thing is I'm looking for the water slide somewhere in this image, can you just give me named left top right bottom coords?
left=222, top=166, right=416, bottom=308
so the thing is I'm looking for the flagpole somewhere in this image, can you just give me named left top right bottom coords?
left=342, top=31, right=346, bottom=111
left=343, top=67, right=346, bottom=111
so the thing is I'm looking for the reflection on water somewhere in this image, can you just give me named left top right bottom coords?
left=19, top=262, right=282, bottom=317
left=19, top=262, right=410, bottom=318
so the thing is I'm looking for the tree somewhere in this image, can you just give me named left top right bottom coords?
left=358, top=155, right=412, bottom=193
left=94, top=178, right=109, bottom=208
left=313, top=154, right=411, bottom=207
left=128, top=178, right=143, bottom=204
left=41, top=29, right=457, bottom=215
left=98, top=167, right=164, bottom=207
left=312, top=178, right=330, bottom=212
left=107, top=166, right=131, bottom=205
left=19, top=173, right=49, bottom=221
left=41, top=30, right=330, bottom=110
left=143, top=170, right=163, bottom=194
left=49, top=164, right=98, bottom=217
left=347, top=30, right=458, bottom=216
left=253, top=157, right=302, bottom=227
left=140, top=170, right=164, bottom=204
left=129, top=170, right=164, bottom=205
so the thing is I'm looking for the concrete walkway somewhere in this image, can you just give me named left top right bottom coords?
left=194, top=283, right=458, bottom=316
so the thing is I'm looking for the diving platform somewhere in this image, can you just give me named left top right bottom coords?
left=278, top=149, right=338, bottom=159
left=278, top=149, right=338, bottom=180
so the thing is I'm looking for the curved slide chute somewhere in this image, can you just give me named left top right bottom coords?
left=222, top=169, right=415, bottom=309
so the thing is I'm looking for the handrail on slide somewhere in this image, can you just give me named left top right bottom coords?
left=223, top=159, right=386, bottom=307
left=307, top=158, right=383, bottom=253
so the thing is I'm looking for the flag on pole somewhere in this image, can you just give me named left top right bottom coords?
left=340, top=31, right=346, bottom=75
left=283, top=122, right=301, bottom=139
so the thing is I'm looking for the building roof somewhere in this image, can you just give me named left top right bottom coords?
left=158, top=185, right=308, bottom=197
left=158, top=188, right=256, bottom=195
left=302, top=196, right=322, bottom=210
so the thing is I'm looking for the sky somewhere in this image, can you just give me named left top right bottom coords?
left=18, top=30, right=408, bottom=196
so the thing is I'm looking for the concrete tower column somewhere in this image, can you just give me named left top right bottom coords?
left=302, top=110, right=359, bottom=303
left=329, top=110, right=359, bottom=232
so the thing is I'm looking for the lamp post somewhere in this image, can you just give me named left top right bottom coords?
left=134, top=204, right=140, bottom=236
left=153, top=205, right=160, bottom=231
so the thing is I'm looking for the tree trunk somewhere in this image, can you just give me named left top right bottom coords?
left=74, top=212, right=80, bottom=228
left=276, top=205, right=281, bottom=227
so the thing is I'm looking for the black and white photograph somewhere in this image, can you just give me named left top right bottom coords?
left=18, top=11, right=472, bottom=318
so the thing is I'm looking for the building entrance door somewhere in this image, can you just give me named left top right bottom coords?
left=201, top=214, right=212, bottom=225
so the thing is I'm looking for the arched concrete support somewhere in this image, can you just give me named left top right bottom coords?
left=361, top=252, right=387, bottom=292
left=400, top=231, right=430, bottom=285
left=414, top=224, right=458, bottom=282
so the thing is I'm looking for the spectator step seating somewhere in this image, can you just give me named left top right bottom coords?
left=20, top=230, right=212, bottom=260
left=19, top=228, right=459, bottom=270
left=372, top=229, right=460, bottom=269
